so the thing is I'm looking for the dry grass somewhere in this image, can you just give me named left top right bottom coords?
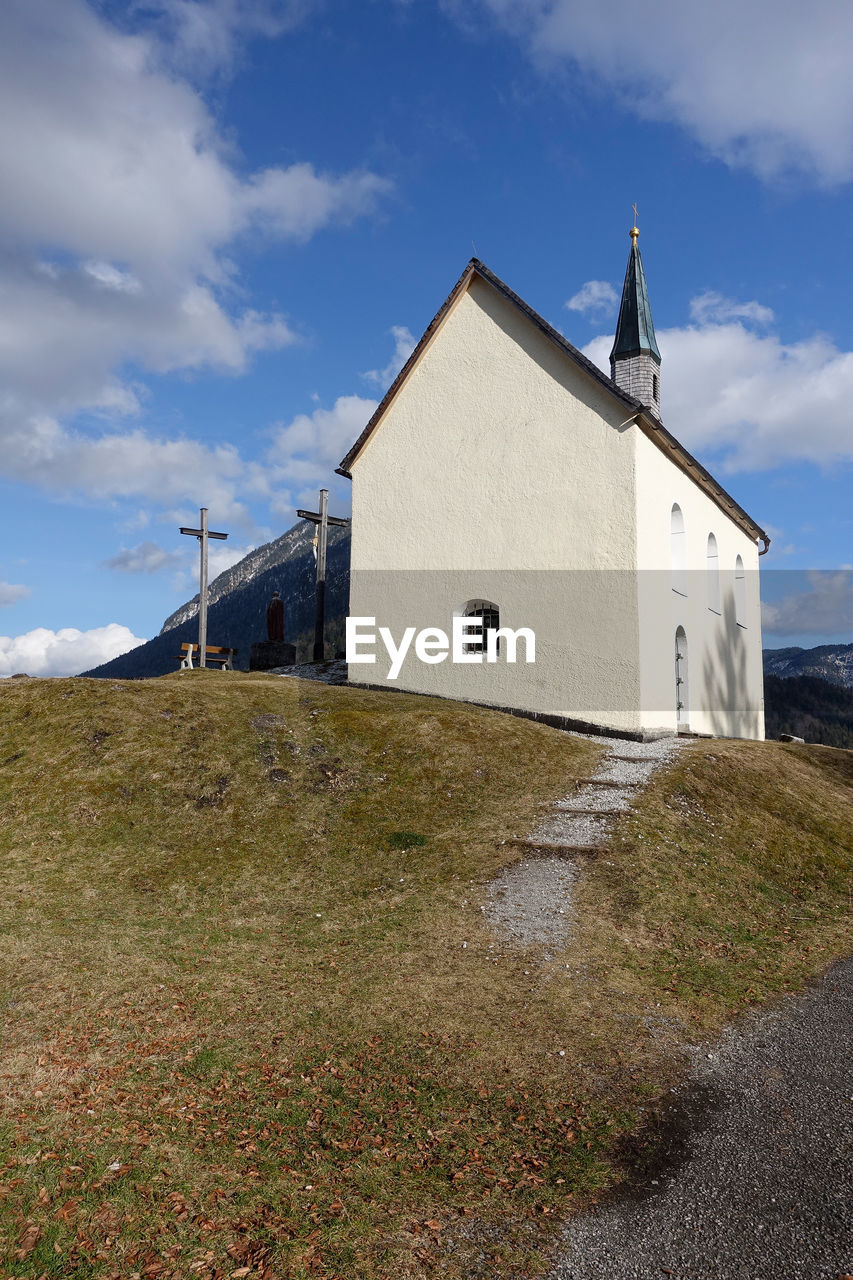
left=572, top=738, right=853, bottom=1027
left=0, top=673, right=850, bottom=1279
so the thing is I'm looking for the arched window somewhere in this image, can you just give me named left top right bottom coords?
left=670, top=504, right=687, bottom=596
left=462, top=599, right=499, bottom=654
left=734, top=555, right=746, bottom=627
left=706, top=533, right=720, bottom=614
left=652, top=373, right=659, bottom=403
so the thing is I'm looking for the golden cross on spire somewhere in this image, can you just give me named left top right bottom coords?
left=630, top=202, right=640, bottom=246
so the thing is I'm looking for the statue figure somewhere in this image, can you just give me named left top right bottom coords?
left=251, top=590, right=295, bottom=671
left=266, top=591, right=285, bottom=642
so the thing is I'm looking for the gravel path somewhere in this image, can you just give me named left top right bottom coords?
left=484, top=733, right=685, bottom=948
left=550, top=956, right=853, bottom=1280
left=484, top=859, right=579, bottom=949
left=530, top=735, right=684, bottom=850
left=270, top=659, right=348, bottom=684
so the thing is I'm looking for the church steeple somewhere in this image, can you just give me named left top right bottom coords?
left=609, top=214, right=661, bottom=417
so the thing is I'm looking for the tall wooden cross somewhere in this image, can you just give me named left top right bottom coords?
left=179, top=508, right=228, bottom=668
left=297, top=488, right=350, bottom=662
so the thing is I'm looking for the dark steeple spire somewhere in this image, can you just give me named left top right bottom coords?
left=610, top=216, right=661, bottom=416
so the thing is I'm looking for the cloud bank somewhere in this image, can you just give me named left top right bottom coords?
left=583, top=296, right=853, bottom=471
left=469, top=0, right=853, bottom=184
left=0, top=0, right=389, bottom=514
left=762, top=571, right=853, bottom=638
left=265, top=394, right=378, bottom=515
left=0, top=623, right=146, bottom=677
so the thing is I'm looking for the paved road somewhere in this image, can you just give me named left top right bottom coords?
left=550, top=956, right=853, bottom=1280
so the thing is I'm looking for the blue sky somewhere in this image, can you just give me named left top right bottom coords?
left=0, top=0, right=851, bottom=674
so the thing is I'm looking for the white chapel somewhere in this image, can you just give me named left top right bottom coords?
left=337, top=225, right=769, bottom=740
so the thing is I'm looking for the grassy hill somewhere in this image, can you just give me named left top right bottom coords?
left=1, top=673, right=851, bottom=1278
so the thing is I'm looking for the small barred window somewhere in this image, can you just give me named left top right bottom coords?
left=462, top=600, right=499, bottom=654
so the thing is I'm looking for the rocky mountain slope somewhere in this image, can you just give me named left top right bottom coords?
left=763, top=643, right=853, bottom=689
left=158, top=520, right=319, bottom=634
left=83, top=520, right=350, bottom=679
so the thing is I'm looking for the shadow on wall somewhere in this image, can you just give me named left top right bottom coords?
left=701, top=593, right=761, bottom=739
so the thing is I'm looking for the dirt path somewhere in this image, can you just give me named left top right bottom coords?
left=484, top=734, right=684, bottom=948
left=549, top=956, right=853, bottom=1280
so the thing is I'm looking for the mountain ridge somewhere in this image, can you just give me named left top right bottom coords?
left=763, top=642, right=853, bottom=689
left=82, top=519, right=350, bottom=679
left=159, top=520, right=321, bottom=635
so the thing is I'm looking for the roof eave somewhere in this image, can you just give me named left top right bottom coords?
left=337, top=259, right=480, bottom=476
left=635, top=409, right=768, bottom=546
left=337, top=258, right=768, bottom=550
left=338, top=258, right=645, bottom=477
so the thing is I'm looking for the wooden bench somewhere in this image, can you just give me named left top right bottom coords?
left=177, top=642, right=237, bottom=671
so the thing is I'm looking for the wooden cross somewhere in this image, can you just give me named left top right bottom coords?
left=179, top=508, right=228, bottom=668
left=297, top=488, right=350, bottom=662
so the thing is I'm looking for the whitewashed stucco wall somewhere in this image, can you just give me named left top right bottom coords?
left=348, top=276, right=644, bottom=731
left=350, top=278, right=638, bottom=570
left=633, top=429, right=765, bottom=739
left=347, top=273, right=766, bottom=740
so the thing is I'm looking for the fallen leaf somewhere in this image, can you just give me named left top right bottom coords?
left=15, top=1222, right=41, bottom=1259
left=55, top=1198, right=80, bottom=1222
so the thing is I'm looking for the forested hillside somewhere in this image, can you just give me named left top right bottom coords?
left=764, top=674, right=853, bottom=748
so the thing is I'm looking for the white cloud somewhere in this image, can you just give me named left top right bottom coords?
left=583, top=301, right=853, bottom=471
left=0, top=0, right=390, bottom=508
left=0, top=2, right=385, bottom=277
left=245, top=165, right=390, bottom=241
left=145, top=0, right=312, bottom=76
left=0, top=623, right=146, bottom=677
left=104, top=542, right=182, bottom=573
left=762, top=571, right=853, bottom=637
left=208, top=542, right=257, bottom=579
left=565, top=280, right=618, bottom=319
left=689, top=292, right=774, bottom=327
left=0, top=582, right=31, bottom=607
left=167, top=540, right=258, bottom=596
left=469, top=0, right=853, bottom=184
left=3, top=427, right=257, bottom=524
left=83, top=261, right=143, bottom=295
left=361, top=326, right=417, bottom=387
left=265, top=393, right=377, bottom=515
